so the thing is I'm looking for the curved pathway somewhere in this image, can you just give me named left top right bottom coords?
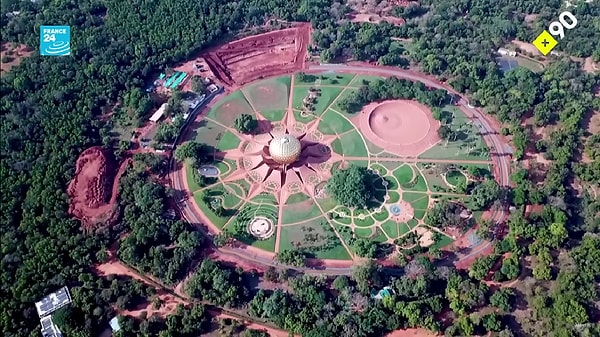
left=169, top=64, right=511, bottom=274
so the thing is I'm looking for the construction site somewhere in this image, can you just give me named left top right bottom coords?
left=199, top=23, right=310, bottom=89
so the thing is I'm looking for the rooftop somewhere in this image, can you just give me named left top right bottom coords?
left=35, top=286, right=72, bottom=318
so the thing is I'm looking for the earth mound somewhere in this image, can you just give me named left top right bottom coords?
left=67, top=146, right=123, bottom=230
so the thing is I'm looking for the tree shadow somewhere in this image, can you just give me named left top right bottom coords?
left=185, top=119, right=207, bottom=142
left=255, top=119, right=274, bottom=135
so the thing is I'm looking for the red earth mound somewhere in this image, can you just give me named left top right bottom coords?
left=357, top=100, right=440, bottom=157
left=203, top=23, right=310, bottom=89
left=67, top=146, right=129, bottom=230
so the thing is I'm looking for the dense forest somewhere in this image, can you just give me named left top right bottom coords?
left=1, top=0, right=599, bottom=336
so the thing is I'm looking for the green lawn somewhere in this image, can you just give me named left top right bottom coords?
left=372, top=207, right=390, bottom=222
left=381, top=220, right=399, bottom=238
left=281, top=200, right=323, bottom=224
left=185, top=161, right=201, bottom=193
left=292, top=86, right=343, bottom=116
left=419, top=106, right=490, bottom=161
left=251, top=236, right=277, bottom=252
left=193, top=120, right=227, bottom=148
left=348, top=74, right=385, bottom=87
left=216, top=131, right=241, bottom=151
left=410, top=195, right=430, bottom=210
left=193, top=191, right=232, bottom=229
left=332, top=130, right=368, bottom=157
left=259, top=109, right=286, bottom=121
left=243, top=76, right=290, bottom=111
left=286, top=192, right=311, bottom=204
left=387, top=191, right=400, bottom=203
left=446, top=170, right=467, bottom=187
left=398, top=222, right=411, bottom=235
left=355, top=227, right=374, bottom=238
left=207, top=90, right=255, bottom=124
left=295, top=73, right=355, bottom=86
left=393, top=165, right=414, bottom=185
left=318, top=109, right=356, bottom=135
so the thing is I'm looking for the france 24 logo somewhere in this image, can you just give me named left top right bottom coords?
left=40, top=26, right=70, bottom=56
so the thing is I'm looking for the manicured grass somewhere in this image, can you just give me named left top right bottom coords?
left=411, top=195, right=430, bottom=210
left=370, top=163, right=388, bottom=175
left=185, top=161, right=202, bottom=193
left=286, top=192, right=311, bottom=204
left=295, top=73, right=355, bottom=86
left=348, top=74, right=385, bottom=87
left=332, top=130, right=368, bottom=157
left=292, top=86, right=344, bottom=116
left=313, top=243, right=352, bottom=260
left=413, top=209, right=426, bottom=220
left=251, top=236, right=277, bottom=252
left=193, top=120, right=227, bottom=148
left=355, top=227, right=374, bottom=238
left=333, top=222, right=354, bottom=243
left=516, top=56, right=544, bottom=73
left=293, top=110, right=316, bottom=123
left=316, top=196, right=338, bottom=213
left=403, top=170, right=429, bottom=192
left=446, top=170, right=467, bottom=187
left=194, top=191, right=231, bottom=229
left=393, top=165, right=414, bottom=185
left=217, top=130, right=241, bottom=151
left=279, top=219, right=326, bottom=251
left=243, top=76, right=290, bottom=111
left=259, top=109, right=286, bottom=121
left=402, top=192, right=425, bottom=202
left=430, top=233, right=454, bottom=249
left=318, top=109, right=356, bottom=135
left=354, top=214, right=375, bottom=227
left=281, top=200, right=323, bottom=224
left=214, top=159, right=236, bottom=178
left=372, top=207, right=390, bottom=222
left=332, top=215, right=352, bottom=225
left=381, top=220, right=399, bottom=238
left=223, top=182, right=245, bottom=198
left=398, top=222, right=411, bottom=235
left=222, top=192, right=242, bottom=209
left=372, top=228, right=388, bottom=243
left=408, top=219, right=419, bottom=229
left=207, top=90, right=255, bottom=123
left=419, top=106, right=490, bottom=161
left=387, top=191, right=401, bottom=203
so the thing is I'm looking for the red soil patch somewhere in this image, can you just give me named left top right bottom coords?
left=1, top=42, right=33, bottom=75
left=357, top=100, right=440, bottom=156
left=385, top=328, right=438, bottom=337
left=95, top=260, right=151, bottom=285
left=215, top=313, right=294, bottom=337
left=67, top=147, right=131, bottom=230
left=203, top=23, right=310, bottom=89
left=122, top=293, right=187, bottom=319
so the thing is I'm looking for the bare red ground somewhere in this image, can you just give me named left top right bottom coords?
left=356, top=100, right=441, bottom=157
left=385, top=328, right=438, bottom=337
left=121, top=293, right=187, bottom=319
left=215, top=313, right=296, bottom=337
left=1, top=42, right=33, bottom=75
left=67, top=147, right=131, bottom=229
left=202, top=23, right=310, bottom=89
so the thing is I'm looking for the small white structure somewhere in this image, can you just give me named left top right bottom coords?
left=550, top=50, right=562, bottom=56
left=109, top=317, right=121, bottom=332
left=497, top=48, right=516, bottom=57
left=149, top=103, right=168, bottom=123
left=248, top=217, right=275, bottom=239
left=207, top=84, right=219, bottom=93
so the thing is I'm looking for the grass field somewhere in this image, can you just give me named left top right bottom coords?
left=193, top=120, right=227, bottom=148
left=259, top=109, right=286, bottom=121
left=318, top=109, right=355, bottom=135
left=331, top=130, right=368, bottom=157
left=295, top=73, right=355, bottom=86
left=393, top=165, right=414, bottom=185
left=217, top=130, right=241, bottom=151
left=207, top=90, right=255, bottom=124
left=348, top=74, right=385, bottom=87
left=243, top=76, right=290, bottom=111
left=281, top=199, right=323, bottom=224
left=292, top=86, right=344, bottom=116
left=420, top=105, right=490, bottom=160
left=446, top=170, right=467, bottom=187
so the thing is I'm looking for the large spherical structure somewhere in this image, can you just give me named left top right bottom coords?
left=269, top=134, right=301, bottom=165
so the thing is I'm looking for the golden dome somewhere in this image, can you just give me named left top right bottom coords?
left=269, top=134, right=301, bottom=165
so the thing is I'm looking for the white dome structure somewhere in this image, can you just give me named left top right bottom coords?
left=268, top=134, right=301, bottom=165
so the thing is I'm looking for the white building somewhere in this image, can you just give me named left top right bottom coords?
left=207, top=84, right=219, bottom=93
left=149, top=103, right=168, bottom=123
left=497, top=48, right=516, bottom=57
